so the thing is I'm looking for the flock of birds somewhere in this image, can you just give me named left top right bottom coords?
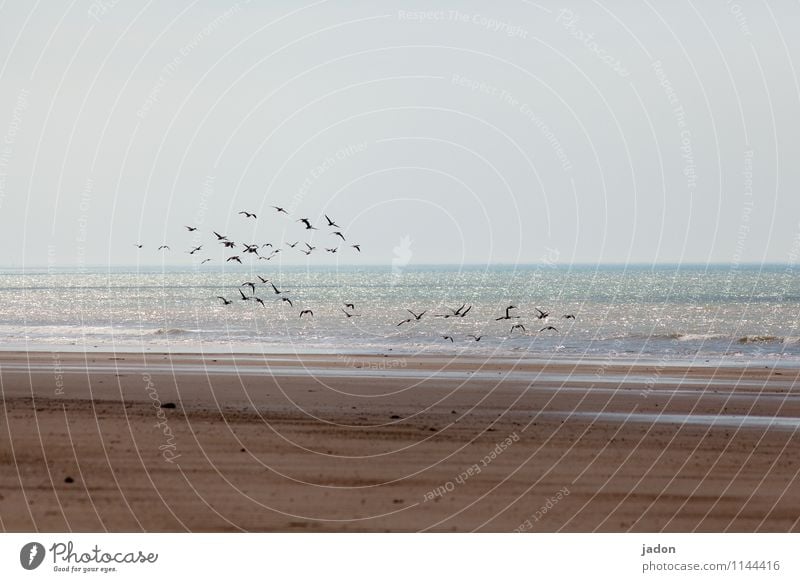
left=135, top=207, right=362, bottom=264
left=135, top=208, right=577, bottom=343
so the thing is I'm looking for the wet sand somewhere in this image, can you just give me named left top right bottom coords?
left=1, top=350, right=800, bottom=532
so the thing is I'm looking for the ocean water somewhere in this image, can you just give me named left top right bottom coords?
left=0, top=264, right=799, bottom=362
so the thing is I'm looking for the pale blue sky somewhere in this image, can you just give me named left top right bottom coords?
left=1, top=1, right=798, bottom=267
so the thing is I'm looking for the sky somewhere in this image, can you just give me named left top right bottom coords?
left=0, top=1, right=799, bottom=268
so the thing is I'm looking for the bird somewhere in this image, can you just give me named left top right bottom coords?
left=281, top=297, right=293, bottom=307
left=254, top=297, right=265, bottom=307
left=344, top=303, right=355, bottom=310
left=299, top=309, right=314, bottom=318
left=221, top=240, right=236, bottom=248
left=495, top=305, right=518, bottom=320
left=562, top=314, right=576, bottom=320
left=341, top=309, right=360, bottom=318
left=257, top=275, right=269, bottom=283
left=325, top=248, right=338, bottom=253
left=436, top=304, right=465, bottom=318
left=351, top=244, right=361, bottom=252
left=242, top=244, right=260, bottom=255
left=510, top=324, right=526, bottom=333
left=396, top=318, right=412, bottom=326
left=324, top=214, right=340, bottom=228
left=457, top=305, right=472, bottom=318
left=241, top=282, right=256, bottom=294
left=407, top=309, right=426, bottom=321
left=238, top=211, right=257, bottom=219
left=300, top=249, right=312, bottom=256
left=539, top=326, right=559, bottom=332
left=442, top=335, right=454, bottom=342
left=534, top=308, right=550, bottom=320
left=286, top=241, right=299, bottom=248
left=157, top=245, right=170, bottom=250
left=213, top=231, right=227, bottom=241
left=185, top=225, right=198, bottom=232
left=269, top=282, right=282, bottom=294
left=216, top=296, right=232, bottom=305
left=238, top=289, right=250, bottom=301
left=201, top=258, right=212, bottom=264
left=227, top=256, right=242, bottom=264
left=134, top=243, right=143, bottom=249
left=297, top=218, right=317, bottom=230
left=468, top=334, right=483, bottom=341
left=261, top=243, right=273, bottom=248
left=271, top=206, right=288, bottom=214
left=305, top=243, right=316, bottom=251
left=188, top=245, right=202, bottom=254
left=332, top=231, right=346, bottom=241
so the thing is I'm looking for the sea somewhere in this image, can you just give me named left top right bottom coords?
left=0, top=264, right=798, bottom=363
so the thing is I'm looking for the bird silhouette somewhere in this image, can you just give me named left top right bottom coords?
left=297, top=218, right=317, bottom=230
left=332, top=231, right=346, bottom=241
left=324, top=214, right=340, bottom=228
left=407, top=309, right=426, bottom=321
left=442, top=335, right=454, bottom=342
left=534, top=308, right=550, bottom=320
left=188, top=245, right=202, bottom=254
left=351, top=244, right=361, bottom=252
left=271, top=206, right=288, bottom=214
left=299, top=309, right=314, bottom=318
left=227, top=256, right=242, bottom=264
left=213, top=231, right=227, bottom=240
left=341, top=309, right=361, bottom=318
left=157, top=245, right=170, bottom=250
left=185, top=225, right=198, bottom=232
left=495, top=305, right=519, bottom=320
left=510, top=324, right=526, bottom=333
left=217, top=296, right=232, bottom=305
left=241, top=282, right=256, bottom=294
left=539, top=326, right=559, bottom=332
left=281, top=297, right=293, bottom=307
left=562, top=314, right=576, bottom=320
left=344, top=303, right=355, bottom=310
left=468, top=334, right=483, bottom=341
left=238, top=211, right=257, bottom=219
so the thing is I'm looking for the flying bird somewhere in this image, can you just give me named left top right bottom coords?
left=442, top=335, right=454, bottom=342
left=221, top=240, right=236, bottom=248
left=201, top=258, right=212, bottom=264
left=341, top=309, right=360, bottom=318
left=134, top=243, right=143, bottom=249
left=299, top=309, right=314, bottom=318
left=238, top=289, right=250, bottom=301
left=324, top=214, right=340, bottom=228
left=540, top=326, right=559, bottom=332
left=257, top=275, right=269, bottom=283
left=510, top=324, right=526, bottom=333
left=351, top=244, right=361, bottom=252
left=238, top=211, right=257, bottom=219
left=270, top=282, right=282, bottom=295
left=407, top=309, right=426, bottom=321
left=157, top=245, right=170, bottom=250
left=325, top=248, right=338, bottom=253
left=534, top=308, right=550, bottom=320
left=217, top=296, right=232, bottom=305
left=562, top=314, right=576, bottom=320
left=271, top=206, right=288, bottom=214
left=297, top=218, right=317, bottom=230
left=396, top=318, right=412, bottom=326
left=241, top=282, right=256, bottom=294
left=254, top=297, right=265, bottom=307
left=227, top=256, right=242, bottom=264
left=332, top=231, right=346, bottom=241
left=188, top=245, right=202, bottom=254
left=213, top=231, right=227, bottom=241
left=185, top=225, right=198, bottom=232
left=281, top=297, right=293, bottom=307
left=457, top=305, right=472, bottom=318
left=495, top=305, right=519, bottom=320
left=468, top=334, right=483, bottom=341
left=344, top=303, right=355, bottom=310
left=286, top=241, right=299, bottom=248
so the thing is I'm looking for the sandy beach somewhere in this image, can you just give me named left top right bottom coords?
left=1, top=350, right=799, bottom=532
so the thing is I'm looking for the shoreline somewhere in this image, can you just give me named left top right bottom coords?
left=2, top=350, right=799, bottom=531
